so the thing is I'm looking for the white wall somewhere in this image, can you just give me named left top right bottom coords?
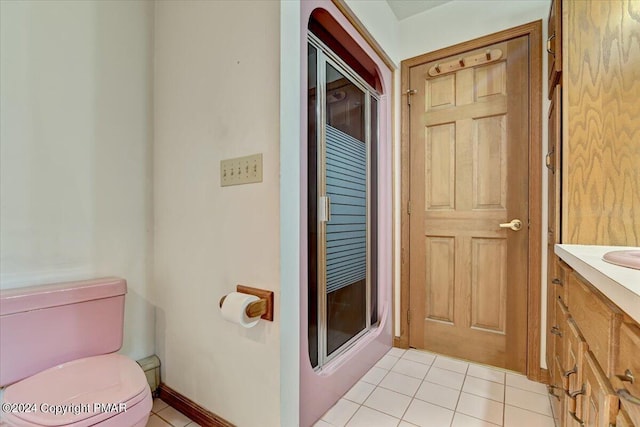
left=397, top=0, right=550, bottom=367
left=153, top=2, right=281, bottom=426
left=0, top=0, right=155, bottom=361
left=279, top=1, right=301, bottom=426
left=400, top=1, right=549, bottom=59
left=344, top=0, right=401, bottom=64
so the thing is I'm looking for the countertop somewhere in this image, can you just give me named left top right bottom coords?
left=555, top=244, right=640, bottom=323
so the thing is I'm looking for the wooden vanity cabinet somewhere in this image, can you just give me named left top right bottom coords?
left=545, top=0, right=640, bottom=424
left=547, top=264, right=640, bottom=426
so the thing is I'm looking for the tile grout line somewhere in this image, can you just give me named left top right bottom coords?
left=397, top=358, right=434, bottom=423
left=323, top=349, right=555, bottom=427
left=449, top=363, right=471, bottom=427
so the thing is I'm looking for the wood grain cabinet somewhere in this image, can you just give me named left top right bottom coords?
left=546, top=0, right=561, bottom=97
left=547, top=265, right=640, bottom=426
left=559, top=0, right=640, bottom=245
left=545, top=0, right=640, bottom=424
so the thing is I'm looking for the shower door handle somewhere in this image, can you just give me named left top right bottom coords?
left=319, top=196, right=331, bottom=222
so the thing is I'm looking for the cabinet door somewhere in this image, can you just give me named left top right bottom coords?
left=546, top=255, right=559, bottom=371
left=546, top=85, right=561, bottom=242
left=565, top=318, right=587, bottom=426
left=551, top=355, right=568, bottom=427
left=575, top=351, right=619, bottom=427
left=613, top=322, right=640, bottom=425
left=548, top=290, right=568, bottom=420
left=555, top=297, right=570, bottom=379
left=547, top=0, right=562, bottom=97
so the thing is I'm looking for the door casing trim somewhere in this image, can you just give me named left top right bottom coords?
left=398, top=20, right=544, bottom=382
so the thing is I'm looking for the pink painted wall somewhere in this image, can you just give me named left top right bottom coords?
left=298, top=1, right=393, bottom=425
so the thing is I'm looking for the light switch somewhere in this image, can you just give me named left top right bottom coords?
left=220, top=153, right=263, bottom=186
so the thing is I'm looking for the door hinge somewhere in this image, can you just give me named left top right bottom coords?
left=407, top=310, right=411, bottom=324
left=406, top=89, right=417, bottom=106
left=408, top=200, right=412, bottom=215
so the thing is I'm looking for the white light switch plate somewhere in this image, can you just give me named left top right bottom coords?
left=220, top=153, right=263, bottom=186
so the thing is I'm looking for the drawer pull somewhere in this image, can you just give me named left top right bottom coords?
left=545, top=150, right=555, bottom=171
left=563, top=364, right=577, bottom=378
left=569, top=411, right=585, bottom=426
left=547, top=385, right=561, bottom=400
left=552, top=278, right=563, bottom=286
left=551, top=326, right=563, bottom=337
left=569, top=384, right=586, bottom=399
left=617, top=388, right=640, bottom=406
left=547, top=34, right=556, bottom=56
left=616, top=369, right=635, bottom=384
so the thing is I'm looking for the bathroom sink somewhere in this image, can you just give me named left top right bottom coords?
left=603, top=250, right=640, bottom=270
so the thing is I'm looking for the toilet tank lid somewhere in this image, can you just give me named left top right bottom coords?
left=0, top=277, right=127, bottom=316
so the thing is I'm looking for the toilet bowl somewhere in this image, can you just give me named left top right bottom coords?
left=0, top=278, right=152, bottom=427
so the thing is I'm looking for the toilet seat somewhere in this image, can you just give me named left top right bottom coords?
left=2, top=354, right=151, bottom=427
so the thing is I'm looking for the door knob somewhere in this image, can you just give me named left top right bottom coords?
left=499, top=219, right=522, bottom=231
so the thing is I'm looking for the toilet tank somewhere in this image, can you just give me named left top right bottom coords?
left=0, top=277, right=127, bottom=387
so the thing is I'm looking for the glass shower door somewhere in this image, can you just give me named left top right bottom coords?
left=323, top=63, right=368, bottom=357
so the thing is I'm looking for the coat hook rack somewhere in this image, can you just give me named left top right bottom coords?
left=427, top=48, right=503, bottom=77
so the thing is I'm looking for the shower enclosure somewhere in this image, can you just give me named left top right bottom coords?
left=307, top=33, right=379, bottom=369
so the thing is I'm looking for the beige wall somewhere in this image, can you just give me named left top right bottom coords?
left=153, top=2, right=281, bottom=426
left=0, top=0, right=155, bottom=361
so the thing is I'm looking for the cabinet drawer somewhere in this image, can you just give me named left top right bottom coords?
left=567, top=272, right=622, bottom=375
left=614, top=322, right=640, bottom=425
left=575, top=351, right=618, bottom=427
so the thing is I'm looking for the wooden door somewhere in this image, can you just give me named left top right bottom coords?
left=408, top=37, right=530, bottom=372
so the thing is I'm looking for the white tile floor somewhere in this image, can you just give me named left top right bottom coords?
left=315, top=348, right=556, bottom=427
left=146, top=398, right=201, bottom=427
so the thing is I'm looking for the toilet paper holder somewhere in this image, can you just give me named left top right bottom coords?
left=219, top=285, right=274, bottom=321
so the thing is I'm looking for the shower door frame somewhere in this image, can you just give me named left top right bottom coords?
left=309, top=33, right=380, bottom=369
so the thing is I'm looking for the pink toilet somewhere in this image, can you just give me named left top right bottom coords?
left=0, top=277, right=152, bottom=427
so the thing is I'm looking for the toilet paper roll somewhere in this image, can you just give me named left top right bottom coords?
left=220, top=292, right=261, bottom=328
